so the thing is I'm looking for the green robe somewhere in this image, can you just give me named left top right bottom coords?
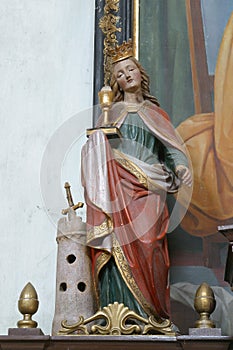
left=99, top=112, right=188, bottom=316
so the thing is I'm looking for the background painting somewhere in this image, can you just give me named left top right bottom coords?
left=138, top=0, right=233, bottom=334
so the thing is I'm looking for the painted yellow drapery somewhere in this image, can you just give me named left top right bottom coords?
left=177, top=13, right=233, bottom=236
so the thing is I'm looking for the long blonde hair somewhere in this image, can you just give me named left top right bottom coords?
left=110, top=57, right=160, bottom=106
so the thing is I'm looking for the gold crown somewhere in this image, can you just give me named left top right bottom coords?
left=108, top=39, right=134, bottom=64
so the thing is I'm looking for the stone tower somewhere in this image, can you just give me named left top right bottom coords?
left=52, top=208, right=97, bottom=335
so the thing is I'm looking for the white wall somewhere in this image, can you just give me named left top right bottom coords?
left=0, top=0, right=95, bottom=334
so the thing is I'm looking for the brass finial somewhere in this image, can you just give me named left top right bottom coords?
left=194, top=282, right=216, bottom=328
left=17, top=282, right=39, bottom=328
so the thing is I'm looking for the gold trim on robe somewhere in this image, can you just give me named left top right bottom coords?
left=112, top=236, right=164, bottom=320
left=86, top=217, right=113, bottom=246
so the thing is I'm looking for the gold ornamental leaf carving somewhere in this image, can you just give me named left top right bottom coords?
left=99, top=0, right=122, bottom=85
left=91, top=302, right=141, bottom=335
left=58, top=302, right=176, bottom=336
left=104, top=0, right=120, bottom=13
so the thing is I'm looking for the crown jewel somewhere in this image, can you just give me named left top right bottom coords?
left=108, top=39, right=134, bottom=64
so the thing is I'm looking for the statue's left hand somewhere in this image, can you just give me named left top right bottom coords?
left=175, top=165, right=192, bottom=187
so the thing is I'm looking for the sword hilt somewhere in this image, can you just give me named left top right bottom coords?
left=62, top=182, right=84, bottom=215
left=64, top=182, right=74, bottom=207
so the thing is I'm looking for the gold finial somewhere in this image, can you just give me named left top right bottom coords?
left=194, top=282, right=216, bottom=328
left=109, top=39, right=134, bottom=64
left=17, top=282, right=39, bottom=328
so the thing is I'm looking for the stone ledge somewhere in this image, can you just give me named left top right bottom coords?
left=0, top=334, right=232, bottom=350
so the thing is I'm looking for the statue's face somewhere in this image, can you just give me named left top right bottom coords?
left=113, top=58, right=142, bottom=93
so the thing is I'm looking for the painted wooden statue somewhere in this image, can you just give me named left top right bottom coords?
left=81, top=40, right=192, bottom=326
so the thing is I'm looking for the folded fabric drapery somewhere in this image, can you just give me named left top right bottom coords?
left=81, top=101, right=192, bottom=320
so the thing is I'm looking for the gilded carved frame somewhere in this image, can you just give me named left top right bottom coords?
left=93, top=0, right=133, bottom=125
